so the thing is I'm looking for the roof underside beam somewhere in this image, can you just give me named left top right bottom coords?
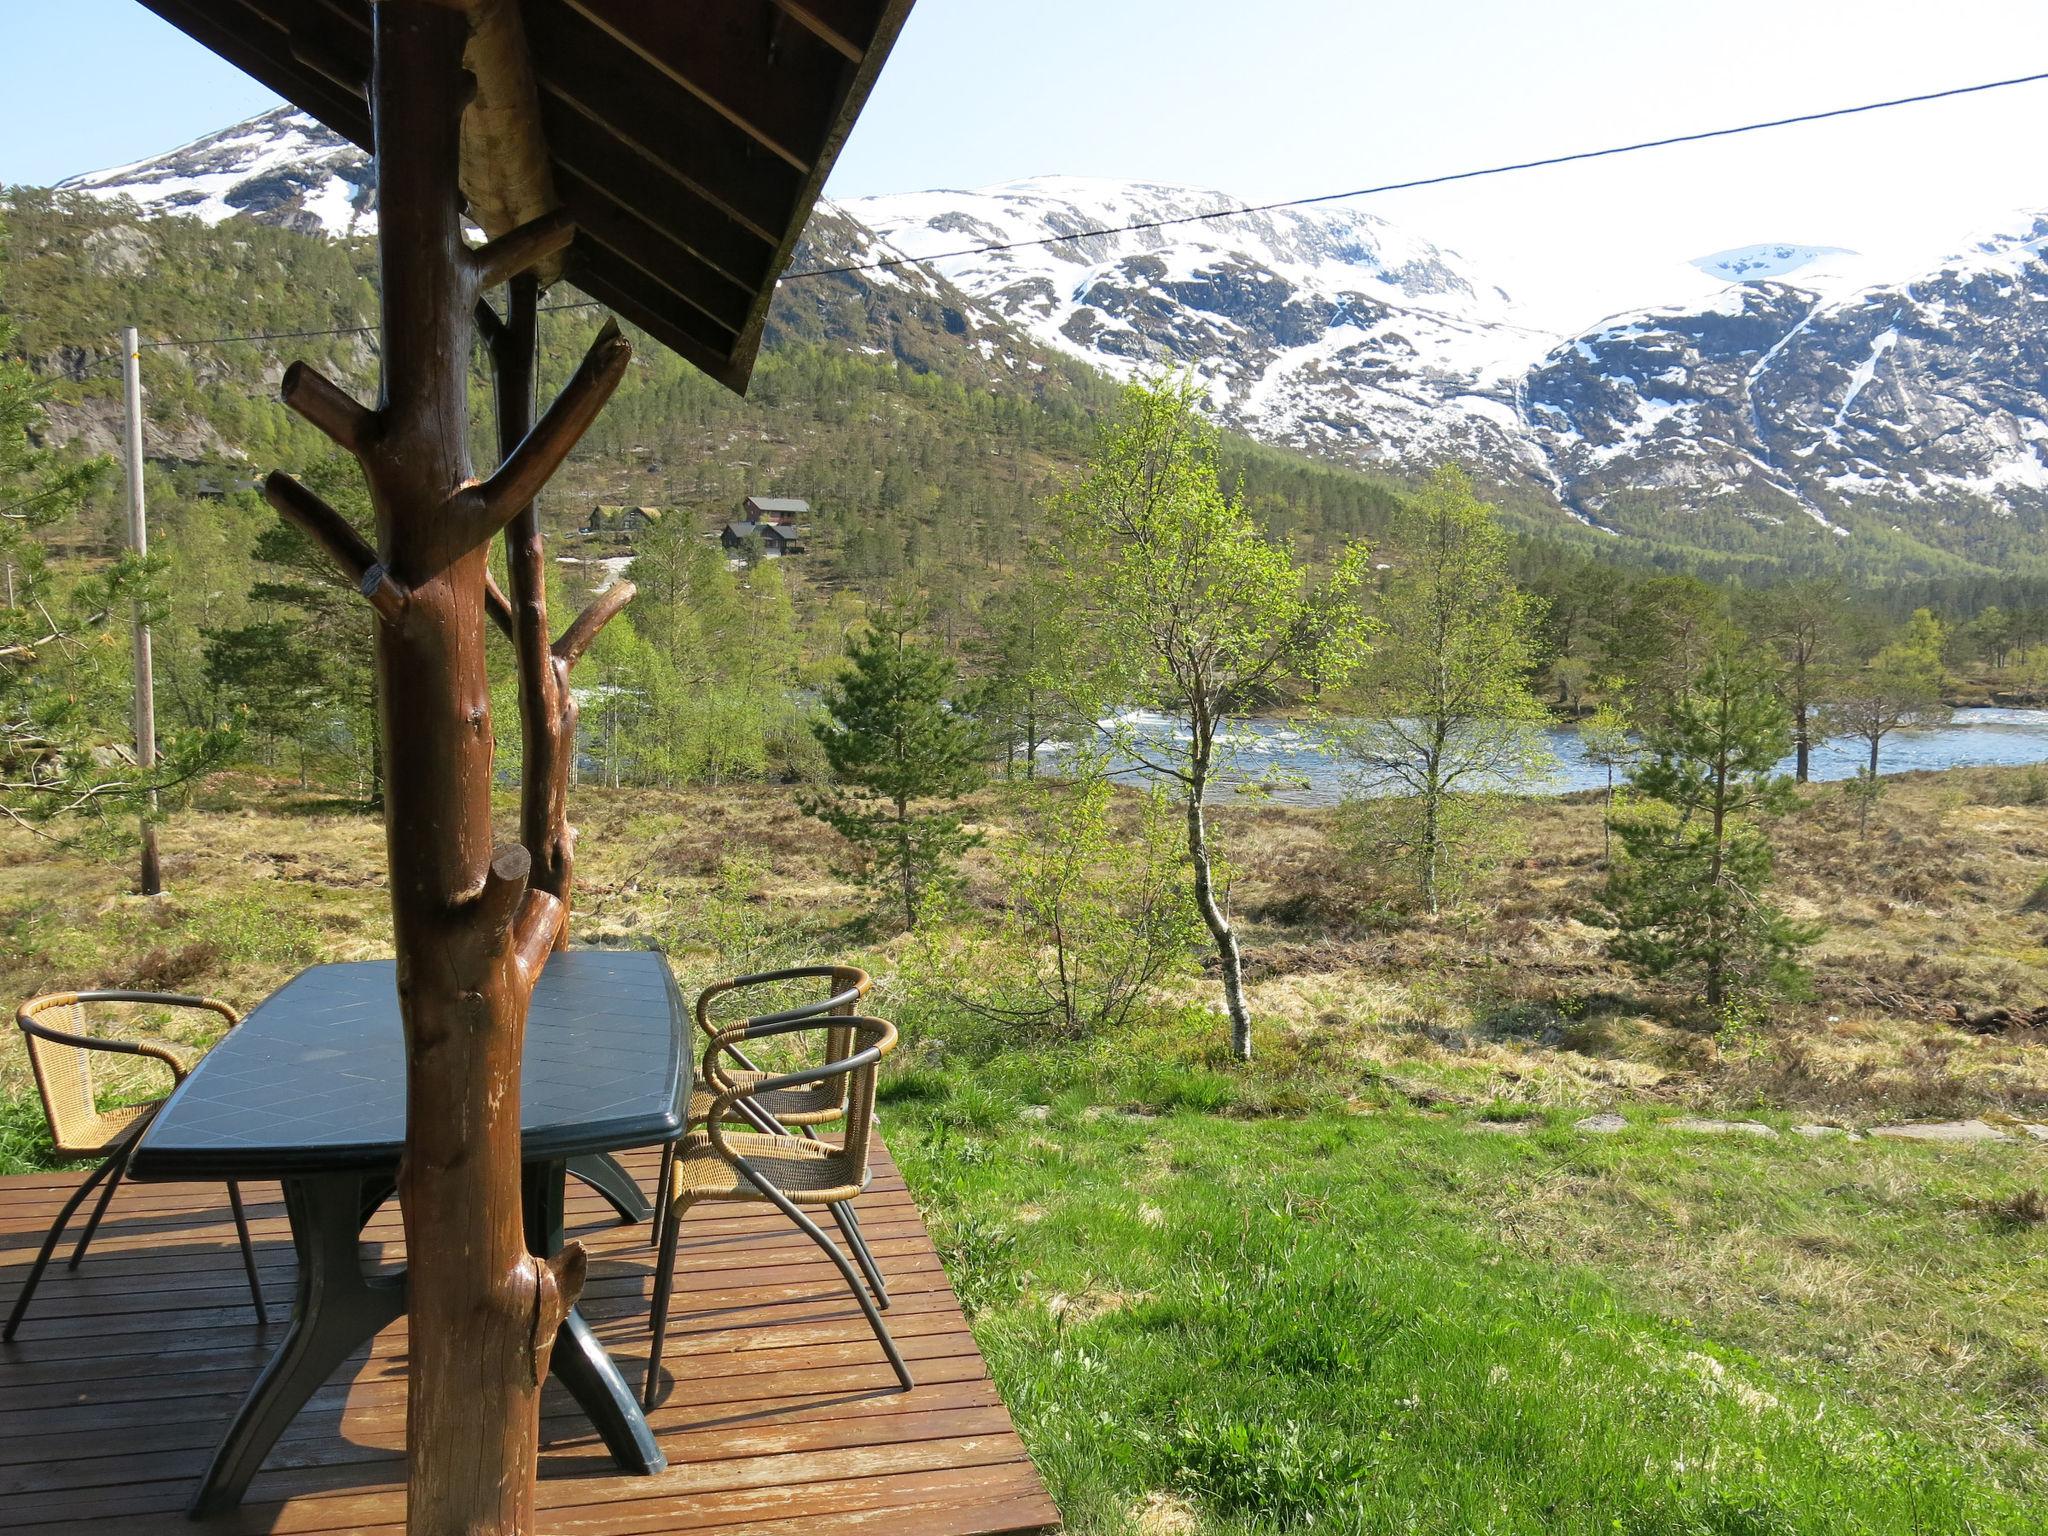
left=124, top=0, right=917, bottom=392
left=558, top=0, right=853, bottom=172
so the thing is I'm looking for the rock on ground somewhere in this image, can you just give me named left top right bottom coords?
left=1670, top=1118, right=1779, bottom=1138
left=1870, top=1119, right=2009, bottom=1143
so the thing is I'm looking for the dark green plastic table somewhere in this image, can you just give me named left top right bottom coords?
left=127, top=949, right=688, bottom=1517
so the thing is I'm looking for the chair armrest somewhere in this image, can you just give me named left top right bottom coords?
left=693, top=965, right=871, bottom=1040
left=701, top=1014, right=896, bottom=1109
left=138, top=1037, right=202, bottom=1075
left=18, top=991, right=242, bottom=1085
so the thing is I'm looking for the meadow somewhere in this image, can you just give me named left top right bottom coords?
left=1, top=766, right=2043, bottom=1533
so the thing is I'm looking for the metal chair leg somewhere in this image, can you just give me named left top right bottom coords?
left=831, top=1199, right=890, bottom=1309
left=765, top=1188, right=912, bottom=1393
left=649, top=1141, right=676, bottom=1248
left=226, top=1182, right=269, bottom=1326
left=642, top=1197, right=687, bottom=1409
left=66, top=1135, right=138, bottom=1271
left=3, top=1153, right=119, bottom=1340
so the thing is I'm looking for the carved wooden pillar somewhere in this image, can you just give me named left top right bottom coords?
left=259, top=4, right=629, bottom=1529
left=479, top=277, right=635, bottom=946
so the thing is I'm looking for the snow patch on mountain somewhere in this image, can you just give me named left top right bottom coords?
left=61, top=109, right=371, bottom=239
left=53, top=109, right=2048, bottom=546
left=844, top=177, right=1563, bottom=477
left=1692, top=242, right=1857, bottom=283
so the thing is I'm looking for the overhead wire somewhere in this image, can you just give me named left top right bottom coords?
left=781, top=68, right=2048, bottom=279
left=63, top=65, right=2048, bottom=354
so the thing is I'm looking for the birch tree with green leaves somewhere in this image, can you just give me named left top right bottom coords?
left=1580, top=687, right=1638, bottom=863
left=1339, top=466, right=1553, bottom=914
left=1054, top=376, right=1370, bottom=1061
left=1823, top=606, right=1949, bottom=837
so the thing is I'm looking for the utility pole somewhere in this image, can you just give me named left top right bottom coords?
left=121, top=325, right=161, bottom=895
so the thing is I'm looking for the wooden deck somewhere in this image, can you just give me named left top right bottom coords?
left=0, top=1141, right=1058, bottom=1536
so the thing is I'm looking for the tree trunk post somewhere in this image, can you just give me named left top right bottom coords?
left=896, top=791, right=916, bottom=930
left=480, top=278, right=634, bottom=948
left=257, top=5, right=631, bottom=1529
left=120, top=325, right=162, bottom=895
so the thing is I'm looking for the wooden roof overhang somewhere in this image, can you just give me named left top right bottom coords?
left=133, top=0, right=915, bottom=391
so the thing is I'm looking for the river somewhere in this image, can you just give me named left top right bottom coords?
left=1078, top=707, right=2048, bottom=808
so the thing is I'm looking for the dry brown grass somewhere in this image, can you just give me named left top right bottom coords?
left=1197, top=765, right=2048, bottom=1119
left=4, top=765, right=2046, bottom=1122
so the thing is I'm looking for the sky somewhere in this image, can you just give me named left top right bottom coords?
left=4, top=0, right=2047, bottom=329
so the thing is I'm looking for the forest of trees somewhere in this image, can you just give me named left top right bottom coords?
left=11, top=189, right=2048, bottom=1032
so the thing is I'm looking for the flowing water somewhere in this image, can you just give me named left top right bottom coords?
left=1074, top=707, right=2048, bottom=808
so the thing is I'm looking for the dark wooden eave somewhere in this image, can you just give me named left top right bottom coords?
left=131, top=0, right=915, bottom=392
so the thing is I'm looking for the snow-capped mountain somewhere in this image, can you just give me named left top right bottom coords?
left=843, top=178, right=1563, bottom=483
left=56, top=109, right=2048, bottom=548
left=1521, top=215, right=2048, bottom=529
left=1690, top=243, right=1858, bottom=285
left=62, top=109, right=372, bottom=238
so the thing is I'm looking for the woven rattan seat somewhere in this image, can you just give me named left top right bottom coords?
left=666, top=1129, right=867, bottom=1204
left=7, top=991, right=268, bottom=1341
left=643, top=1012, right=908, bottom=1408
left=23, top=997, right=204, bottom=1159
left=684, top=1078, right=853, bottom=1129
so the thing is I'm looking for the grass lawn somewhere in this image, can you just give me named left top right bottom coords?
left=1, top=778, right=2043, bottom=1531
left=884, top=1063, right=2046, bottom=1534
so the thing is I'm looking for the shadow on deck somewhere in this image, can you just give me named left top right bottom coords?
left=0, top=1140, right=1058, bottom=1535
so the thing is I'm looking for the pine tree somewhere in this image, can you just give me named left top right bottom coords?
left=1741, top=578, right=1851, bottom=782
left=1597, top=575, right=1731, bottom=724
left=0, top=298, right=233, bottom=841
left=1602, top=645, right=1817, bottom=1010
left=968, top=560, right=1090, bottom=779
left=203, top=455, right=379, bottom=798
left=805, top=608, right=984, bottom=930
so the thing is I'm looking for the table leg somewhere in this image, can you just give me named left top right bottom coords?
left=565, top=1151, right=651, bottom=1223
left=188, top=1174, right=404, bottom=1518
left=524, top=1161, right=666, bottom=1475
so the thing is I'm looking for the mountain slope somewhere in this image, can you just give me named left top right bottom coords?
left=63, top=108, right=373, bottom=238
left=844, top=177, right=1561, bottom=486
left=55, top=110, right=2048, bottom=570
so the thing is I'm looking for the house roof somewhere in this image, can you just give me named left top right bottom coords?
left=744, top=495, right=811, bottom=515
left=132, top=0, right=916, bottom=393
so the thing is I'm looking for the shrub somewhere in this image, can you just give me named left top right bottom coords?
left=956, top=775, right=1201, bottom=1040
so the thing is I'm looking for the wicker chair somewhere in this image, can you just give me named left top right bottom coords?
left=643, top=1012, right=909, bottom=1408
left=5, top=990, right=268, bottom=1341
left=651, top=965, right=870, bottom=1245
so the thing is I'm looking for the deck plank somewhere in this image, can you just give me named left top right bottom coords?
left=0, top=1141, right=1058, bottom=1535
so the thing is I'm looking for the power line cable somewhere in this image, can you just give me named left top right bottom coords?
left=100, top=66, right=2048, bottom=350
left=783, top=67, right=2048, bottom=281
left=136, top=300, right=601, bottom=351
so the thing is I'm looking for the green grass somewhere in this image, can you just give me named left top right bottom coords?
left=883, top=1064, right=2047, bottom=1534
left=0, top=1091, right=56, bottom=1177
